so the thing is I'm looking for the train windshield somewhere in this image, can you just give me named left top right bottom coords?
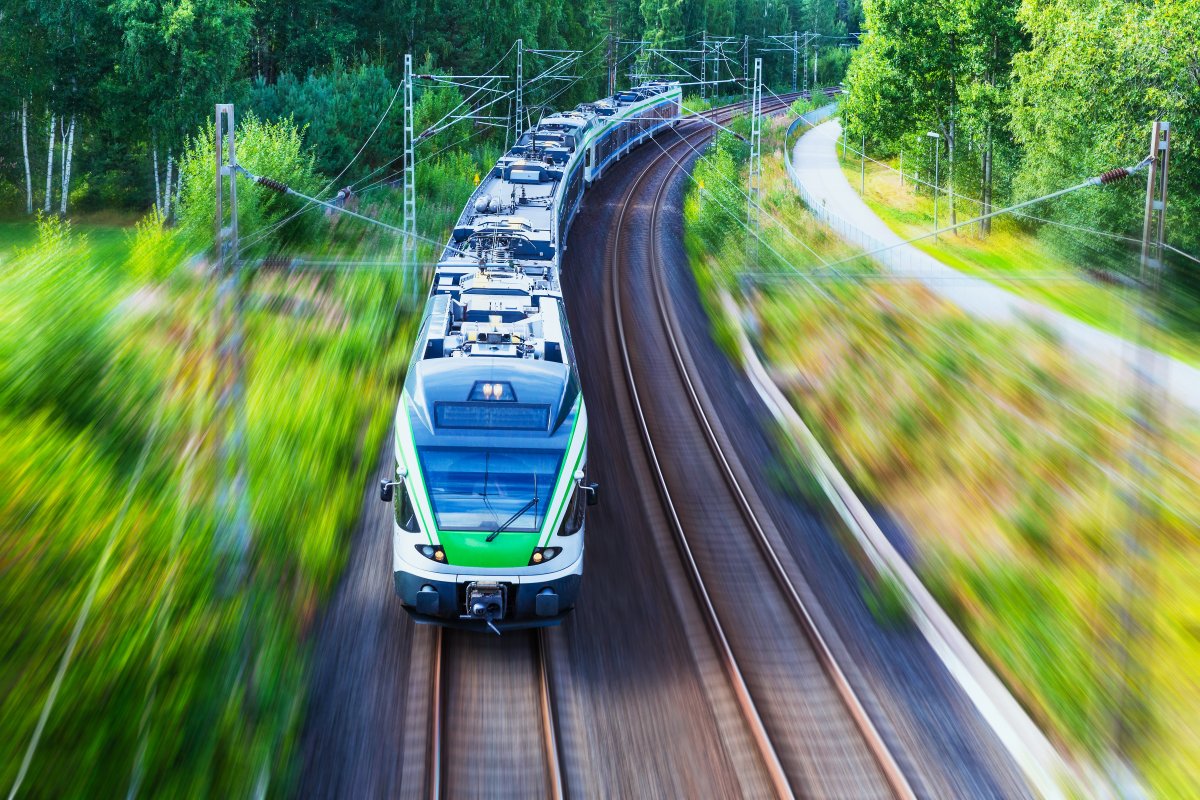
left=418, top=447, right=563, bottom=533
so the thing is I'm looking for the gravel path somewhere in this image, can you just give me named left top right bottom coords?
left=790, top=118, right=1200, bottom=413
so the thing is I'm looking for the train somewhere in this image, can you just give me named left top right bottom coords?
left=381, top=79, right=683, bottom=632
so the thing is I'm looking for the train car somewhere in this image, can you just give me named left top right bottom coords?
left=382, top=80, right=681, bottom=632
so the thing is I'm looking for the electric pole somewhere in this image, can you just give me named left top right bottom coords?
left=861, top=133, right=866, bottom=194
left=792, top=31, right=798, bottom=93
left=743, top=35, right=749, bottom=99
left=803, top=34, right=810, bottom=96
left=212, top=103, right=249, bottom=592
left=927, top=130, right=941, bottom=241
left=701, top=30, right=707, bottom=100
left=607, top=31, right=616, bottom=97
left=515, top=39, right=525, bottom=139
left=1112, top=120, right=1170, bottom=793
left=402, top=54, right=416, bottom=276
left=748, top=57, right=763, bottom=269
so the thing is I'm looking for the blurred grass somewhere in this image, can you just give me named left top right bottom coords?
left=686, top=115, right=1200, bottom=796
left=0, top=143, right=489, bottom=795
left=833, top=144, right=1200, bottom=367
left=0, top=219, right=133, bottom=264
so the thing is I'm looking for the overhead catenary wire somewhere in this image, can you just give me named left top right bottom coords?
left=239, top=44, right=520, bottom=252
left=782, top=92, right=1200, bottom=265
left=240, top=167, right=474, bottom=261
left=758, top=85, right=1158, bottom=273
left=812, top=157, right=1154, bottom=272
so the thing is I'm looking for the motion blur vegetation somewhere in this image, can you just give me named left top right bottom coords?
left=0, top=116, right=481, bottom=792
left=685, top=111, right=1200, bottom=796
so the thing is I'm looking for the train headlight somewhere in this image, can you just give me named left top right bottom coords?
left=415, top=544, right=447, bottom=563
left=528, top=547, right=562, bottom=565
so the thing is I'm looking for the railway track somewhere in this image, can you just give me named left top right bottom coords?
left=425, top=628, right=564, bottom=800
left=609, top=98, right=916, bottom=798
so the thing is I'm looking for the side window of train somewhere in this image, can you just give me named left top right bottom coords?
left=556, top=479, right=585, bottom=534
left=562, top=482, right=585, bottom=535
left=396, top=482, right=420, bottom=532
left=586, top=147, right=593, bottom=168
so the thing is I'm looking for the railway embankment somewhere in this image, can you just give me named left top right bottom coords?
left=683, top=111, right=1200, bottom=797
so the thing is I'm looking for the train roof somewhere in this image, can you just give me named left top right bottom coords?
left=402, top=80, right=680, bottom=439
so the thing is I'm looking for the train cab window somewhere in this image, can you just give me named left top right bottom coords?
left=395, top=480, right=421, bottom=532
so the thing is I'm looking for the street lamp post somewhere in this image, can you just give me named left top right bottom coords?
left=927, top=131, right=941, bottom=241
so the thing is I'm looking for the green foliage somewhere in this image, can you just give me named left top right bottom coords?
left=687, top=130, right=749, bottom=257
left=0, top=216, right=120, bottom=427
left=1010, top=0, right=1200, bottom=328
left=177, top=114, right=324, bottom=253
left=127, top=209, right=187, bottom=283
left=250, top=61, right=402, bottom=178
left=844, top=0, right=1200, bottom=328
left=0, top=211, right=416, bottom=797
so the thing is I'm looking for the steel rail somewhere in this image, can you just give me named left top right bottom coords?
left=426, top=627, right=444, bottom=800
left=643, top=118, right=917, bottom=800
left=425, top=98, right=786, bottom=800
left=536, top=630, right=566, bottom=800
left=427, top=628, right=564, bottom=800
left=610, top=101, right=798, bottom=800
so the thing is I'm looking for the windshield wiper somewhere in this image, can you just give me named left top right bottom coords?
left=487, top=496, right=538, bottom=541
left=486, top=474, right=538, bottom=542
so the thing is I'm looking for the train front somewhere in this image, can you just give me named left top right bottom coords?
left=387, top=354, right=591, bottom=633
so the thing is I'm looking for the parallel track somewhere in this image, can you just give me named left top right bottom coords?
left=610, top=98, right=916, bottom=799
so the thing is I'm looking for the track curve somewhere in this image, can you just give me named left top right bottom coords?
left=607, top=101, right=913, bottom=798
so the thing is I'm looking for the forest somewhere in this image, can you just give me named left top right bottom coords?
left=840, top=0, right=1200, bottom=329
left=0, top=0, right=860, bottom=220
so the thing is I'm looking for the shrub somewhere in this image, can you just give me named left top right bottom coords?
left=127, top=209, right=188, bottom=283
left=176, top=115, right=324, bottom=254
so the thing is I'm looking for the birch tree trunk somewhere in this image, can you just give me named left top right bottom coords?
left=152, top=135, right=162, bottom=214
left=44, top=113, right=56, bottom=213
left=60, top=115, right=76, bottom=215
left=163, top=148, right=173, bottom=220
left=59, top=117, right=67, bottom=206
left=22, top=99, right=33, bottom=215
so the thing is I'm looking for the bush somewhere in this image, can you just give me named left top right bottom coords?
left=0, top=216, right=117, bottom=427
left=127, top=209, right=188, bottom=283
left=251, top=61, right=402, bottom=178
left=176, top=114, right=324, bottom=254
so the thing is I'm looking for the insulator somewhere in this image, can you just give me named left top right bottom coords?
left=1098, top=168, right=1129, bottom=185
left=256, top=176, right=289, bottom=194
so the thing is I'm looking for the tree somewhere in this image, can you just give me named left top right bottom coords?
left=1011, top=0, right=1200, bottom=325
left=842, top=0, right=1023, bottom=233
left=111, top=0, right=253, bottom=219
left=177, top=114, right=324, bottom=252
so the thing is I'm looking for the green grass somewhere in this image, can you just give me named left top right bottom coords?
left=833, top=143, right=1200, bottom=366
left=0, top=219, right=133, bottom=265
